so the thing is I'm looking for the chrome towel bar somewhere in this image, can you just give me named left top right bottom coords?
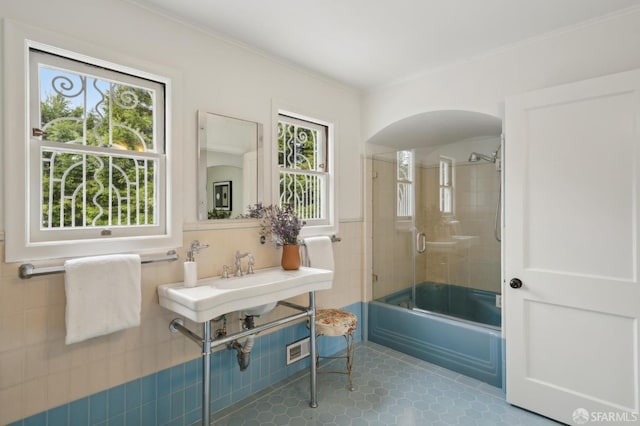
left=18, top=250, right=179, bottom=279
left=302, top=235, right=341, bottom=246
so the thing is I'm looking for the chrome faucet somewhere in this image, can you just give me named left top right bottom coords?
left=234, top=251, right=252, bottom=276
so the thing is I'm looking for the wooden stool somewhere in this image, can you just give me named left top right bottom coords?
left=315, top=309, right=358, bottom=391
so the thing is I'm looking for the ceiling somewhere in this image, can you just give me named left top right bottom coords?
left=130, top=0, right=639, bottom=90
left=366, top=110, right=502, bottom=148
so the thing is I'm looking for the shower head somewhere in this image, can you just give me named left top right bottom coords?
left=468, top=152, right=496, bottom=163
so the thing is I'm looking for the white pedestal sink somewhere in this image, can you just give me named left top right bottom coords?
left=157, top=266, right=333, bottom=424
left=158, top=266, right=333, bottom=322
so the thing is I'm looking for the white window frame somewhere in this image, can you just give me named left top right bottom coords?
left=273, top=107, right=336, bottom=238
left=439, top=156, right=455, bottom=215
left=277, top=114, right=329, bottom=225
left=4, top=21, right=182, bottom=262
left=29, top=49, right=166, bottom=242
left=396, top=150, right=414, bottom=219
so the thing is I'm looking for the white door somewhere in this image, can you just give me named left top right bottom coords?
left=505, top=69, right=640, bottom=425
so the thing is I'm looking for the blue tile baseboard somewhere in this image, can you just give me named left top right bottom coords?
left=9, top=302, right=362, bottom=426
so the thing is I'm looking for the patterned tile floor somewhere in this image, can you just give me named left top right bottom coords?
left=210, top=341, right=560, bottom=425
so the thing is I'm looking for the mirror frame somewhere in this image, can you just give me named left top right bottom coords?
left=197, top=110, right=264, bottom=222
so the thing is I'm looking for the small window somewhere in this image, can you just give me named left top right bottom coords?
left=439, top=156, right=454, bottom=214
left=28, top=49, right=166, bottom=243
left=277, top=114, right=329, bottom=224
left=397, top=150, right=413, bottom=218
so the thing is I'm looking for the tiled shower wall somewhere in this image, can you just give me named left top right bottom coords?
left=420, top=162, right=501, bottom=293
left=0, top=221, right=364, bottom=425
left=371, top=158, right=501, bottom=300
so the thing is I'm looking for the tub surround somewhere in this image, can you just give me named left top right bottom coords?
left=381, top=282, right=501, bottom=328
left=368, top=301, right=503, bottom=387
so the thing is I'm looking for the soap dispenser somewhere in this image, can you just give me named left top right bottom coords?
left=184, top=240, right=208, bottom=287
left=183, top=251, right=197, bottom=288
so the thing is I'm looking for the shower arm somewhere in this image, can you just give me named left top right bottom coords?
left=469, top=145, right=501, bottom=164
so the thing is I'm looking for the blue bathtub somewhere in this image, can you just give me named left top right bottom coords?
left=382, top=282, right=501, bottom=328
left=369, top=283, right=503, bottom=387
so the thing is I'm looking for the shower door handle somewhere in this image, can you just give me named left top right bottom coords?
left=416, top=232, right=427, bottom=254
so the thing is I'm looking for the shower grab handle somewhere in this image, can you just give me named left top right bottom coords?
left=416, top=232, right=427, bottom=254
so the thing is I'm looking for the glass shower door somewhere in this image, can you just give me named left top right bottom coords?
left=371, top=151, right=417, bottom=308
left=414, top=145, right=502, bottom=328
left=371, top=145, right=502, bottom=328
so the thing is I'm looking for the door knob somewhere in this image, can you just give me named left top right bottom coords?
left=510, top=278, right=523, bottom=289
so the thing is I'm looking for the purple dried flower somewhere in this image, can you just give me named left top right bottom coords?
left=250, top=203, right=304, bottom=245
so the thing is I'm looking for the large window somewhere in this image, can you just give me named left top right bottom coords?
left=28, top=49, right=166, bottom=243
left=277, top=114, right=330, bottom=224
left=4, top=24, right=179, bottom=262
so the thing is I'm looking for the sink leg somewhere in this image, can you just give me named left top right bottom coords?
left=202, top=320, right=211, bottom=425
left=309, top=291, right=318, bottom=408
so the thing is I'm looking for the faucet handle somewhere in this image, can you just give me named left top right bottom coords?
left=247, top=254, right=255, bottom=274
left=222, top=265, right=230, bottom=278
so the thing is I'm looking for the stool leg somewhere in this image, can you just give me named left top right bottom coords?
left=344, top=332, right=355, bottom=391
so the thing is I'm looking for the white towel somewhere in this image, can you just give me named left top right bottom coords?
left=304, top=236, right=334, bottom=271
left=64, top=254, right=141, bottom=345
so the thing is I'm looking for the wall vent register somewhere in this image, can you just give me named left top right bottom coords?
left=286, top=337, right=311, bottom=365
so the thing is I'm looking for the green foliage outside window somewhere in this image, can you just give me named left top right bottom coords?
left=277, top=120, right=323, bottom=220
left=40, top=84, right=157, bottom=229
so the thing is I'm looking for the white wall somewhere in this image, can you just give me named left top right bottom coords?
left=362, top=7, right=640, bottom=141
left=0, top=0, right=363, bottom=233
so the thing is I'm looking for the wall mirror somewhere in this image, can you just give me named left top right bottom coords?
left=198, top=111, right=263, bottom=221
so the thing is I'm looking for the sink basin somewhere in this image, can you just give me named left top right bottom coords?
left=157, top=266, right=333, bottom=322
left=242, top=302, right=278, bottom=316
left=213, top=271, right=295, bottom=290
